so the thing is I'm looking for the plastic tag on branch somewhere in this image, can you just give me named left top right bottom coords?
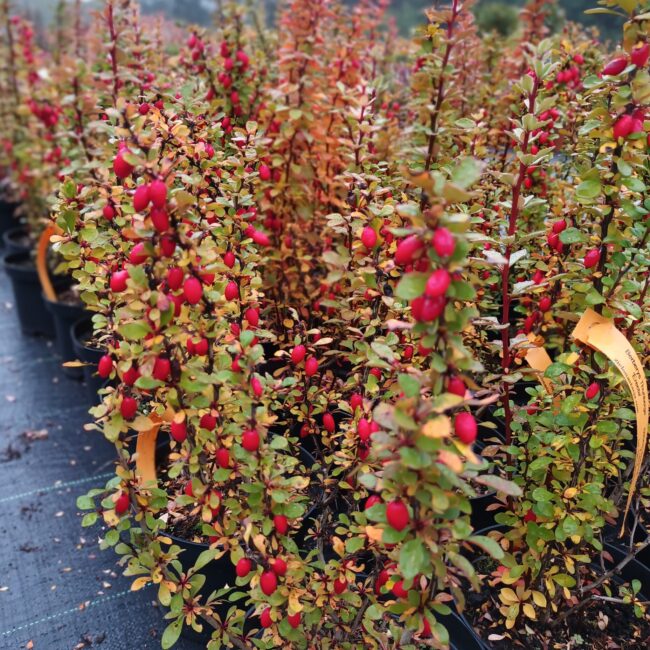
left=572, top=309, right=648, bottom=534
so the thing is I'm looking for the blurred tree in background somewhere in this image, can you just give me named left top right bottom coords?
left=14, top=0, right=624, bottom=43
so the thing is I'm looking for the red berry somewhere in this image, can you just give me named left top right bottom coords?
left=539, top=297, right=552, bottom=312
left=602, top=56, right=628, bottom=76
left=120, top=396, right=138, bottom=420
left=392, top=580, right=409, bottom=599
left=184, top=481, right=194, bottom=497
left=350, top=393, right=363, bottom=412
left=524, top=509, right=537, bottom=523
left=149, top=179, right=167, bottom=208
left=361, top=226, right=378, bottom=250
left=193, top=338, right=209, bottom=355
left=200, top=413, right=216, bottom=430
left=133, top=184, right=151, bottom=212
left=223, top=251, right=236, bottom=268
left=160, top=236, right=176, bottom=257
left=98, top=354, right=113, bottom=378
left=425, top=268, right=451, bottom=298
left=271, top=558, right=287, bottom=576
left=613, top=114, right=635, bottom=140
left=171, top=420, right=187, bottom=443
left=216, top=448, right=230, bottom=468
left=322, top=411, right=335, bottom=433
left=113, top=151, right=133, bottom=179
left=103, top=204, right=115, bottom=220
left=260, top=608, right=273, bottom=628
left=260, top=571, right=277, bottom=596
left=274, top=514, right=289, bottom=535
left=411, top=295, right=445, bottom=322
left=114, top=491, right=130, bottom=515
left=584, top=248, right=601, bottom=269
left=333, top=577, right=347, bottom=594
left=552, top=219, right=567, bottom=234
left=357, top=418, right=371, bottom=442
left=138, top=102, right=150, bottom=115
left=110, top=269, right=129, bottom=293
left=150, top=207, right=169, bottom=232
left=225, top=281, right=239, bottom=301
left=287, top=612, right=300, bottom=628
left=365, top=495, right=381, bottom=510
left=291, top=344, right=306, bottom=365
left=532, top=270, right=545, bottom=285
left=152, top=357, right=171, bottom=381
left=236, top=558, right=252, bottom=578
left=242, top=429, right=260, bottom=452
left=585, top=382, right=600, bottom=400
left=167, top=267, right=184, bottom=291
left=122, top=365, right=139, bottom=386
left=245, top=307, right=259, bottom=327
left=631, top=42, right=650, bottom=68
left=183, top=277, right=203, bottom=304
left=447, top=376, right=466, bottom=397
left=305, top=356, right=319, bottom=377
left=251, top=230, right=271, bottom=246
left=129, top=242, right=148, bottom=265
left=259, top=164, right=271, bottom=181
left=251, top=376, right=263, bottom=398
left=386, top=499, right=410, bottom=532
left=432, top=227, right=455, bottom=257
left=454, top=412, right=477, bottom=444
left=395, top=235, right=424, bottom=265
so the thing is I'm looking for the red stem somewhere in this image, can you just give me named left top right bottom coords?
left=500, top=75, right=539, bottom=445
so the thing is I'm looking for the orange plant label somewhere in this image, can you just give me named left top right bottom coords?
left=572, top=309, right=649, bottom=530
left=135, top=418, right=161, bottom=487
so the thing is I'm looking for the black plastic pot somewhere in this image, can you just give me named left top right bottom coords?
left=470, top=492, right=500, bottom=531
left=44, top=295, right=87, bottom=378
left=70, top=317, right=107, bottom=404
left=2, top=251, right=58, bottom=337
left=442, top=611, right=487, bottom=650
left=2, top=225, right=31, bottom=255
left=0, top=199, right=18, bottom=245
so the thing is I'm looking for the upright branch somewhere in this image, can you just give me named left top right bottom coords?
left=500, top=70, right=540, bottom=444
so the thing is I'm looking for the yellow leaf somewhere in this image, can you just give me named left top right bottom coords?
left=437, top=449, right=463, bottom=473
left=332, top=537, right=345, bottom=557
left=563, top=487, right=578, bottom=499
left=523, top=603, right=537, bottom=620
left=532, top=591, right=547, bottom=607
left=421, top=416, right=451, bottom=439
left=131, top=416, right=155, bottom=432
left=365, top=526, right=384, bottom=543
left=499, top=588, right=519, bottom=604
left=131, top=576, right=150, bottom=591
left=288, top=592, right=303, bottom=614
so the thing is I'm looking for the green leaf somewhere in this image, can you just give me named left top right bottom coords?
left=161, top=619, right=183, bottom=649
left=398, top=373, right=420, bottom=398
left=469, top=535, right=504, bottom=560
left=544, top=362, right=570, bottom=379
left=118, top=321, right=151, bottom=341
left=559, top=228, right=584, bottom=245
left=576, top=179, right=601, bottom=199
left=553, top=574, right=576, bottom=588
left=451, top=157, right=482, bottom=189
left=395, top=273, right=427, bottom=300
left=399, top=539, right=429, bottom=580
left=193, top=548, right=218, bottom=572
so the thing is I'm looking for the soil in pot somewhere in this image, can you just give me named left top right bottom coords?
left=464, top=529, right=650, bottom=649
